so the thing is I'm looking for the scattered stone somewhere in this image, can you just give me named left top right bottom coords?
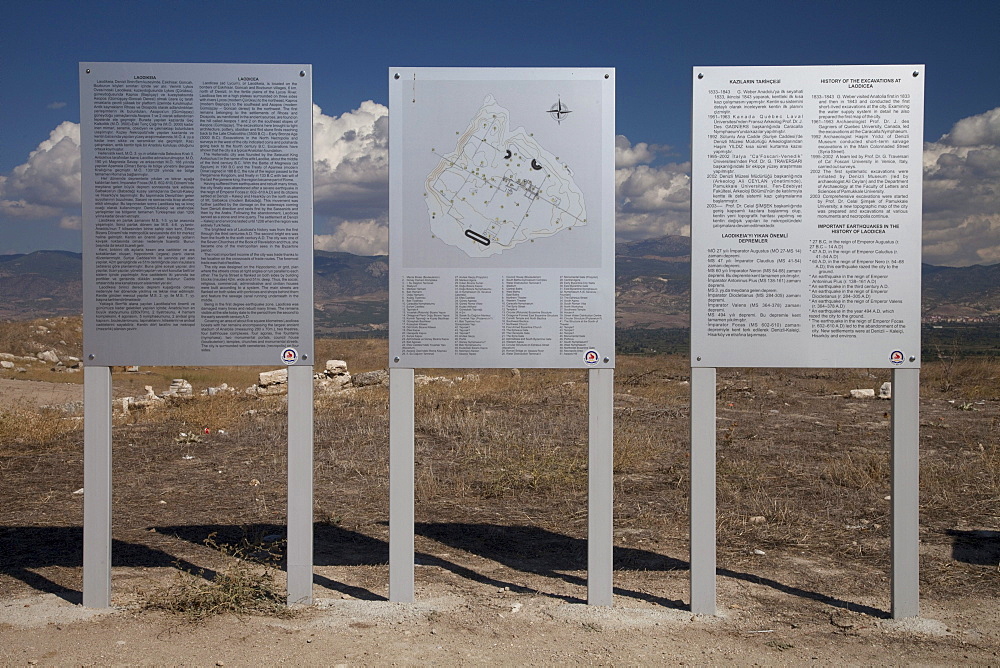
left=73, top=488, right=84, bottom=495
left=37, top=350, right=59, bottom=364
left=41, top=401, right=84, bottom=414
left=259, top=369, right=288, bottom=386
left=878, top=382, right=892, bottom=399
left=0, top=353, right=37, bottom=364
left=414, top=374, right=453, bottom=386
left=752, top=549, right=766, bottom=556
left=352, top=369, right=389, bottom=387
left=749, top=516, right=766, bottom=524
left=315, top=360, right=352, bottom=393
left=324, top=359, right=349, bottom=376
left=849, top=389, right=876, bottom=399
left=163, top=379, right=194, bottom=397
left=0, top=361, right=13, bottom=369
left=246, top=369, right=289, bottom=396
left=125, top=365, right=140, bottom=373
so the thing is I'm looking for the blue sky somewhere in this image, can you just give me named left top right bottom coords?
left=2, top=0, right=998, bottom=264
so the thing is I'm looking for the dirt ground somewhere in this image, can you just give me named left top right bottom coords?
left=1, top=564, right=997, bottom=665
left=1, top=356, right=999, bottom=665
left=0, top=378, right=83, bottom=409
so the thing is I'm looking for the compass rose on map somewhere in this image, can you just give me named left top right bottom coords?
left=547, top=97, right=572, bottom=124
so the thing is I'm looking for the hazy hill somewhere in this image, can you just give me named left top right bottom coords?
left=2, top=238, right=999, bottom=332
left=0, top=251, right=83, bottom=319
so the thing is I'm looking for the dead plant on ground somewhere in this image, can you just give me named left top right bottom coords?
left=140, top=533, right=293, bottom=622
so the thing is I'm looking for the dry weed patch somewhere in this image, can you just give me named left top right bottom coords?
left=1, top=344, right=998, bottom=615
left=0, top=316, right=83, bottom=359
left=140, top=533, right=293, bottom=621
left=0, top=406, right=80, bottom=454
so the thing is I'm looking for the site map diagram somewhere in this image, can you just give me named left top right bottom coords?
left=424, top=95, right=587, bottom=258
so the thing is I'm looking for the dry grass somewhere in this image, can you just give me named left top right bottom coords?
left=921, top=355, right=1000, bottom=399
left=0, top=316, right=83, bottom=359
left=140, top=533, right=293, bottom=621
left=1, top=331, right=998, bottom=613
left=0, top=406, right=81, bottom=455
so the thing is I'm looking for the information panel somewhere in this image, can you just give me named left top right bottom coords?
left=389, top=68, right=615, bottom=368
left=81, top=63, right=313, bottom=366
left=691, top=65, right=924, bottom=368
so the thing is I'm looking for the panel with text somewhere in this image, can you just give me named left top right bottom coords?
left=691, top=65, right=924, bottom=368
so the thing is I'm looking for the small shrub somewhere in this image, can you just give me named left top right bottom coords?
left=141, top=533, right=294, bottom=621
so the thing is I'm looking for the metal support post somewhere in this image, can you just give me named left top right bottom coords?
left=891, top=367, right=920, bottom=618
left=690, top=366, right=717, bottom=615
left=83, top=365, right=112, bottom=608
left=287, top=364, right=314, bottom=604
left=389, top=367, right=415, bottom=602
left=588, top=367, right=614, bottom=605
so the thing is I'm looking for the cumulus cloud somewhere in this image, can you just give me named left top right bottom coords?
left=3, top=102, right=998, bottom=266
left=0, top=195, right=63, bottom=220
left=313, top=101, right=388, bottom=220
left=314, top=219, right=388, bottom=256
left=936, top=107, right=1000, bottom=147
left=59, top=215, right=82, bottom=230
left=614, top=135, right=691, bottom=241
left=922, top=106, right=1000, bottom=266
left=615, top=135, right=663, bottom=168
left=0, top=121, right=81, bottom=208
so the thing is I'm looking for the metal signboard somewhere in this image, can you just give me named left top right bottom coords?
left=389, top=68, right=615, bottom=368
left=691, top=65, right=924, bottom=368
left=81, top=62, right=313, bottom=366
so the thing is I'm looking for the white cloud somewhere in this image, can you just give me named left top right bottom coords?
left=313, top=101, right=388, bottom=219
left=0, top=195, right=63, bottom=220
left=935, top=106, right=1000, bottom=147
left=3, top=103, right=998, bottom=266
left=614, top=134, right=691, bottom=241
left=314, top=219, right=388, bottom=256
left=615, top=135, right=661, bottom=168
left=922, top=106, right=1000, bottom=266
left=0, top=121, right=81, bottom=208
left=58, top=215, right=82, bottom=230
left=47, top=102, right=67, bottom=110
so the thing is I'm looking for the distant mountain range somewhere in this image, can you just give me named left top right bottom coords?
left=2, top=237, right=998, bottom=332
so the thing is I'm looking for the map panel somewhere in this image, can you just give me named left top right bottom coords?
left=389, top=68, right=615, bottom=369
left=425, top=95, right=587, bottom=258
